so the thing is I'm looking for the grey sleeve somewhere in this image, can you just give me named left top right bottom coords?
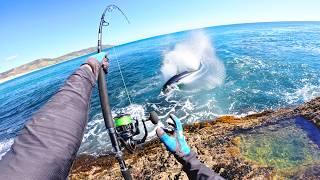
left=0, top=66, right=96, bottom=180
left=179, top=151, right=225, bottom=180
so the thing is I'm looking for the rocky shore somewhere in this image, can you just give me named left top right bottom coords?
left=70, top=97, right=320, bottom=179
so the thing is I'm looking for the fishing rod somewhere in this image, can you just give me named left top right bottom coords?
left=96, top=5, right=159, bottom=180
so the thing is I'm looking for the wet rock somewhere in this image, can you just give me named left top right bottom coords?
left=70, top=97, right=320, bottom=179
left=293, top=164, right=320, bottom=179
left=295, top=97, right=320, bottom=127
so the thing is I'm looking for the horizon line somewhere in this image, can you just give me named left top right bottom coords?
left=2, top=20, right=319, bottom=74
left=115, top=20, right=320, bottom=48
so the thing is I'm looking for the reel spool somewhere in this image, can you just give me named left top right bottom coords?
left=114, top=111, right=159, bottom=153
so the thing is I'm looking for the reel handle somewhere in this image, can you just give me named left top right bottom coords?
left=135, top=111, right=159, bottom=145
left=148, top=111, right=159, bottom=124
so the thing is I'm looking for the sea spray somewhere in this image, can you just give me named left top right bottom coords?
left=161, top=30, right=225, bottom=91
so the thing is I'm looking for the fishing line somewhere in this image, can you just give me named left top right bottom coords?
left=98, top=4, right=132, bottom=105
left=96, top=6, right=160, bottom=179
left=112, top=46, right=133, bottom=105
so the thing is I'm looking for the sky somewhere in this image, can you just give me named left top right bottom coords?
left=1, top=0, right=320, bottom=73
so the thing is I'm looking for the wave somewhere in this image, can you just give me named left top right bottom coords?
left=284, top=84, right=320, bottom=105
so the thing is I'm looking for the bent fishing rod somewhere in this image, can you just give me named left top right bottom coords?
left=96, top=5, right=159, bottom=180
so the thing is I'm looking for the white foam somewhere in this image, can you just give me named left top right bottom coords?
left=284, top=84, right=320, bottom=104
left=0, top=138, right=14, bottom=160
left=112, top=104, right=146, bottom=120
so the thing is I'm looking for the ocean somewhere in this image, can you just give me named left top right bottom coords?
left=1, top=22, right=320, bottom=157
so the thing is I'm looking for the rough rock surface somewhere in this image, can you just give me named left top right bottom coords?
left=70, top=97, right=320, bottom=179
left=295, top=97, right=320, bottom=127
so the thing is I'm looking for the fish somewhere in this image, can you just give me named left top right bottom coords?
left=162, top=63, right=202, bottom=93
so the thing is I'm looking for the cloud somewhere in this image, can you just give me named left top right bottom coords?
left=5, top=55, right=18, bottom=61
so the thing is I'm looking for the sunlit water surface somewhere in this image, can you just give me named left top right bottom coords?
left=0, top=22, right=320, bottom=157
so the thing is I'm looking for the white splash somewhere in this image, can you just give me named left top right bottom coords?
left=112, top=104, right=146, bottom=120
left=284, top=84, right=320, bottom=104
left=0, top=138, right=14, bottom=160
left=161, top=30, right=225, bottom=91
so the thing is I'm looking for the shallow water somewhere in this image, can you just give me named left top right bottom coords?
left=1, top=22, right=320, bottom=156
left=240, top=116, right=320, bottom=176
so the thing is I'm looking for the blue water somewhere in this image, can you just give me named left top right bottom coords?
left=1, top=22, right=320, bottom=156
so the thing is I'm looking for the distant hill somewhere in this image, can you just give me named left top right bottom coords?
left=0, top=45, right=111, bottom=82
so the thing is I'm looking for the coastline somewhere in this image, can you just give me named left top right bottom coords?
left=0, top=56, right=81, bottom=85
left=70, top=97, right=320, bottom=179
left=0, top=65, right=52, bottom=85
left=0, top=45, right=112, bottom=85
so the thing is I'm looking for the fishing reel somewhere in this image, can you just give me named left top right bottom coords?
left=114, top=111, right=159, bottom=153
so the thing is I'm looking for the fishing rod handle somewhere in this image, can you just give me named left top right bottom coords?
left=97, top=68, right=114, bottom=128
left=121, top=169, right=132, bottom=180
left=98, top=68, right=132, bottom=180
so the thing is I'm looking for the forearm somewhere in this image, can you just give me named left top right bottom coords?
left=179, top=151, right=224, bottom=180
left=0, top=65, right=96, bottom=180
left=156, top=114, right=224, bottom=179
